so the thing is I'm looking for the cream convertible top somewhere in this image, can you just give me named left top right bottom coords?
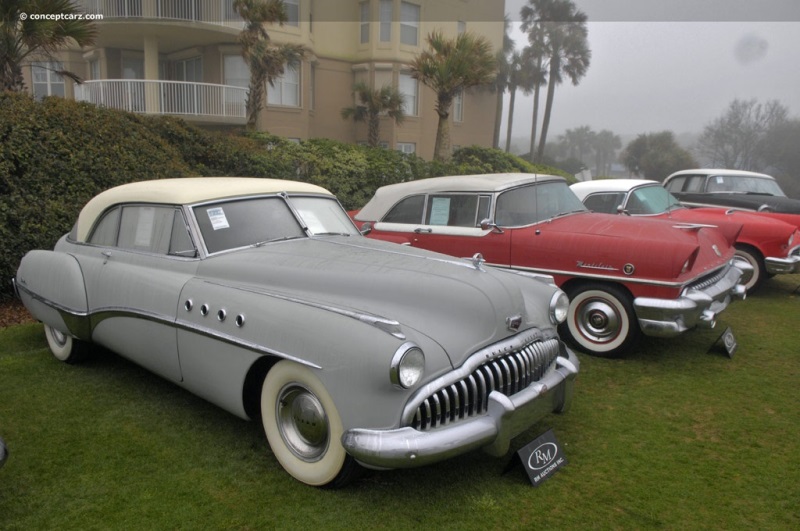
left=75, top=177, right=332, bottom=242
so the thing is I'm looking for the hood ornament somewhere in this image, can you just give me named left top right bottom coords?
left=471, top=253, right=486, bottom=271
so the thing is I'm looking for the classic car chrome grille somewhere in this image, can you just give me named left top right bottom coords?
left=687, top=263, right=730, bottom=292
left=411, top=338, right=560, bottom=431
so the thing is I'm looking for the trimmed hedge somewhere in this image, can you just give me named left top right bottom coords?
left=0, top=93, right=567, bottom=299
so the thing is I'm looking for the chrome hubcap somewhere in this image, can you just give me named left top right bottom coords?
left=577, top=300, right=621, bottom=343
left=51, top=327, right=68, bottom=347
left=276, top=384, right=329, bottom=462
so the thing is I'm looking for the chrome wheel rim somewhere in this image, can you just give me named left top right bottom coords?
left=576, top=299, right=621, bottom=343
left=276, top=384, right=329, bottom=462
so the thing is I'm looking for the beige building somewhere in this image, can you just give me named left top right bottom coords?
left=24, top=0, right=505, bottom=160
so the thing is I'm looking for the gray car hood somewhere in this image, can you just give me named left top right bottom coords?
left=197, top=236, right=547, bottom=365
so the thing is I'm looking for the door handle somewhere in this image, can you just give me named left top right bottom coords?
left=413, top=227, right=432, bottom=234
left=101, top=250, right=112, bottom=264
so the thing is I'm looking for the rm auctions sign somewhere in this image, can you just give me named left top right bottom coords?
left=517, top=429, right=568, bottom=487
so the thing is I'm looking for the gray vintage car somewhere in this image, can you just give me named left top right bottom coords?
left=14, top=177, right=579, bottom=487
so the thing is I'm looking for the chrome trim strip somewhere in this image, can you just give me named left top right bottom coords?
left=14, top=284, right=320, bottom=369
left=202, top=280, right=407, bottom=340
left=486, top=262, right=692, bottom=288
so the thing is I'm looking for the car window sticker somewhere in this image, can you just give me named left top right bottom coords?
left=134, top=207, right=156, bottom=247
left=429, top=197, right=451, bottom=226
left=207, top=207, right=230, bottom=230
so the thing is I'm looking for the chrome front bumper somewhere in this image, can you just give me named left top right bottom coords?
left=765, top=252, right=800, bottom=275
left=340, top=350, right=580, bottom=470
left=633, top=262, right=748, bottom=338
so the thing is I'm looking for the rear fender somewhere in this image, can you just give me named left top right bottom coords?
left=15, top=251, right=91, bottom=339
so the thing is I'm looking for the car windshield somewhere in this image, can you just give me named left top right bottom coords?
left=625, top=185, right=683, bottom=215
left=193, top=195, right=358, bottom=254
left=707, top=175, right=786, bottom=196
left=496, top=181, right=588, bottom=226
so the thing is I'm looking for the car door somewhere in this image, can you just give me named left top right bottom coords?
left=74, top=204, right=199, bottom=382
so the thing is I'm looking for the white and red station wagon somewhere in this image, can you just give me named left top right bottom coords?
left=353, top=173, right=750, bottom=358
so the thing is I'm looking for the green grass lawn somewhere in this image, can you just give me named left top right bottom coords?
left=1, top=277, right=798, bottom=529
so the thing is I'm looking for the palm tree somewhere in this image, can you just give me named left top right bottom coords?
left=410, top=30, right=496, bottom=161
left=233, top=0, right=305, bottom=131
left=1, top=0, right=97, bottom=91
left=591, top=129, right=621, bottom=176
left=341, top=82, right=406, bottom=147
left=504, top=50, right=535, bottom=153
left=520, top=0, right=591, bottom=163
left=491, top=15, right=515, bottom=149
left=561, top=125, right=594, bottom=163
left=520, top=24, right=548, bottom=162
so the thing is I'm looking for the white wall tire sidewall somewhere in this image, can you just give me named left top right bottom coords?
left=734, top=247, right=761, bottom=292
left=261, top=360, right=347, bottom=487
left=44, top=325, right=75, bottom=362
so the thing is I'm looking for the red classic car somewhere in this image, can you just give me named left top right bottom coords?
left=352, top=173, right=749, bottom=358
left=663, top=169, right=800, bottom=231
left=571, top=179, right=800, bottom=292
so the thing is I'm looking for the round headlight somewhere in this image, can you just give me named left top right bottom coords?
left=550, top=291, right=570, bottom=325
left=390, top=344, right=425, bottom=389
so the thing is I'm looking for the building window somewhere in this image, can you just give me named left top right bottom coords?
left=453, top=89, right=463, bottom=122
left=89, top=59, right=100, bottom=80
left=379, top=0, right=392, bottom=42
left=399, top=72, right=417, bottom=116
left=32, top=62, right=65, bottom=100
left=223, top=55, right=249, bottom=89
left=359, top=1, right=369, bottom=43
left=268, top=62, right=300, bottom=107
left=458, top=21, right=466, bottom=34
left=284, top=0, right=299, bottom=26
left=310, top=63, right=315, bottom=110
left=400, top=2, right=419, bottom=46
left=175, top=57, right=203, bottom=82
left=396, top=142, right=416, bottom=154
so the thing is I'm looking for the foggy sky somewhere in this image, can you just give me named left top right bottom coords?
left=501, top=0, right=800, bottom=147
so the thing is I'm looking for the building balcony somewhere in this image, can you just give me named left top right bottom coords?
left=75, top=80, right=247, bottom=125
left=80, top=0, right=244, bottom=29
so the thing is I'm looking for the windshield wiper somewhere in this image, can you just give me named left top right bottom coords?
left=313, top=232, right=352, bottom=236
left=553, top=209, right=586, bottom=218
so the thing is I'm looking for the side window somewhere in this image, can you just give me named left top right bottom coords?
left=685, top=176, right=705, bottom=192
left=583, top=193, right=624, bottom=214
left=89, top=207, right=121, bottom=246
left=425, top=194, right=484, bottom=227
left=664, top=176, right=685, bottom=193
left=169, top=210, right=197, bottom=257
left=382, top=195, right=425, bottom=224
left=117, top=206, right=176, bottom=253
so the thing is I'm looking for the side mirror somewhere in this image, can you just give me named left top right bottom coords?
left=479, top=218, right=504, bottom=234
left=360, top=221, right=373, bottom=235
left=616, top=205, right=630, bottom=216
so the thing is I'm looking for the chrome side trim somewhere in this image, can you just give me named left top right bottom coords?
left=14, top=284, right=320, bottom=369
left=202, top=280, right=406, bottom=340
left=488, top=262, right=692, bottom=288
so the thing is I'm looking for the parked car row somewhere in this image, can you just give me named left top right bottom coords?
left=14, top=171, right=796, bottom=487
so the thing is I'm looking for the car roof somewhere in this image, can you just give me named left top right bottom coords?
left=76, top=177, right=332, bottom=242
left=356, top=173, right=565, bottom=220
left=665, top=169, right=776, bottom=182
left=570, top=179, right=656, bottom=199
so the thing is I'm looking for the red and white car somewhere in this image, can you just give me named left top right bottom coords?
left=571, top=179, right=800, bottom=292
left=353, top=173, right=749, bottom=358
